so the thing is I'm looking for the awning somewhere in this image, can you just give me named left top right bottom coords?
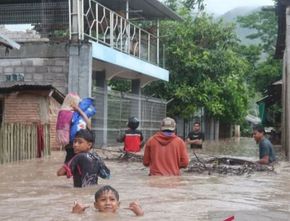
left=0, top=82, right=65, bottom=104
left=256, top=80, right=282, bottom=106
left=256, top=79, right=282, bottom=125
left=0, top=33, right=20, bottom=49
left=245, top=114, right=261, bottom=125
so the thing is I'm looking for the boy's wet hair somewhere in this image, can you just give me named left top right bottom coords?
left=253, top=125, right=265, bottom=134
left=74, top=129, right=95, bottom=144
left=95, top=185, right=119, bottom=201
left=194, top=121, right=200, bottom=126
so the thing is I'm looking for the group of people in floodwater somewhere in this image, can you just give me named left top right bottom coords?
left=56, top=112, right=276, bottom=218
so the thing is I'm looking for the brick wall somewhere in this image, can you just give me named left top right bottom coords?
left=4, top=93, right=42, bottom=123
left=0, top=42, right=69, bottom=150
left=49, top=97, right=61, bottom=150
left=4, top=92, right=61, bottom=150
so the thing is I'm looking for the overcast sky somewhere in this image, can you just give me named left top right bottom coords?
left=205, top=0, right=275, bottom=15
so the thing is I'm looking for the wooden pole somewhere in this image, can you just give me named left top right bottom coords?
left=0, top=125, right=3, bottom=164
left=32, top=124, right=37, bottom=158
left=285, top=7, right=290, bottom=160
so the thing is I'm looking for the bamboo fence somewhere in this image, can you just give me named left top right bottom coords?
left=0, top=123, right=50, bottom=164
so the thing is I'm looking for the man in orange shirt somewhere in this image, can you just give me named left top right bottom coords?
left=143, top=117, right=189, bottom=176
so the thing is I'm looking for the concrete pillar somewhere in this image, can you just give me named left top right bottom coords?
left=131, top=79, right=141, bottom=120
left=230, top=125, right=234, bottom=138
left=203, top=111, right=210, bottom=140
left=209, top=117, right=214, bottom=140
left=70, top=0, right=81, bottom=41
left=93, top=71, right=108, bottom=147
left=68, top=42, right=92, bottom=98
left=204, top=116, right=216, bottom=140
left=234, top=125, right=240, bottom=137
left=214, top=120, right=219, bottom=140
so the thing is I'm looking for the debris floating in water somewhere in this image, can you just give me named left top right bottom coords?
left=186, top=156, right=275, bottom=176
left=94, top=148, right=276, bottom=175
left=117, top=151, right=143, bottom=162
left=94, top=148, right=143, bottom=162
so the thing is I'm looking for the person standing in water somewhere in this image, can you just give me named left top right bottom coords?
left=57, top=129, right=110, bottom=187
left=186, top=121, right=204, bottom=150
left=117, top=117, right=143, bottom=153
left=253, top=125, right=276, bottom=165
left=143, top=117, right=189, bottom=176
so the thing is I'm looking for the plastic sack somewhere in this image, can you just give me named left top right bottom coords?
left=70, top=97, right=96, bottom=142
left=56, top=110, right=73, bottom=146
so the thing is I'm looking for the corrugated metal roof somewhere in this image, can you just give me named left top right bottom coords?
left=96, top=0, right=182, bottom=20
left=0, top=82, right=65, bottom=104
left=0, top=0, right=59, bottom=3
left=0, top=0, right=181, bottom=21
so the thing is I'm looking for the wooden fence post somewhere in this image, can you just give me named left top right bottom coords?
left=0, top=123, right=51, bottom=164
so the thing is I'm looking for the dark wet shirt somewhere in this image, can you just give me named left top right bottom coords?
left=187, top=131, right=204, bottom=149
left=259, top=138, right=276, bottom=163
left=64, top=152, right=110, bottom=187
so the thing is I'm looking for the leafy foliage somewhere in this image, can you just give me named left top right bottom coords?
left=236, top=4, right=282, bottom=132
left=164, top=0, right=205, bottom=11
left=251, top=58, right=282, bottom=93
left=237, top=7, right=277, bottom=55
left=237, top=6, right=282, bottom=93
left=109, top=79, right=131, bottom=92
left=144, top=13, right=250, bottom=123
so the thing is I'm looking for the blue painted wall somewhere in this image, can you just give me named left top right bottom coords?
left=91, top=41, right=169, bottom=81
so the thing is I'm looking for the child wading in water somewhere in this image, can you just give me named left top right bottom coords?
left=57, top=129, right=110, bottom=187
left=72, top=185, right=144, bottom=216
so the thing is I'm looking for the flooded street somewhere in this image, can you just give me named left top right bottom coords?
left=0, top=137, right=290, bottom=221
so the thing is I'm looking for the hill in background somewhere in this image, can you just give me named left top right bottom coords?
left=219, top=6, right=263, bottom=45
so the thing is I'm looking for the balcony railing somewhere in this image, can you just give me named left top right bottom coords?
left=69, top=0, right=161, bottom=66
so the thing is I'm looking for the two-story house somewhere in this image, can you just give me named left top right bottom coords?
left=0, top=0, right=180, bottom=148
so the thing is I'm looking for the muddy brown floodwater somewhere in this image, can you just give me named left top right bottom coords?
left=0, top=137, right=290, bottom=221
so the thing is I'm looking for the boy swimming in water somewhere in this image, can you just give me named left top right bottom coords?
left=72, top=185, right=144, bottom=216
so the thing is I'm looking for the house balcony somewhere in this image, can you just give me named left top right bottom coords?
left=0, top=0, right=180, bottom=83
left=69, top=0, right=163, bottom=67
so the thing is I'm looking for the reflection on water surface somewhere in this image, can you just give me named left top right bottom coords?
left=0, top=138, right=289, bottom=221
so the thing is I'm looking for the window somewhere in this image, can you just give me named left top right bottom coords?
left=5, top=73, right=24, bottom=82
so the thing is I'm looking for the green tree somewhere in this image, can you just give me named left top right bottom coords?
left=237, top=5, right=282, bottom=93
left=164, top=0, right=205, bottom=11
left=237, top=6, right=277, bottom=55
left=108, top=79, right=131, bottom=92
left=236, top=3, right=282, bottom=129
left=144, top=13, right=250, bottom=123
